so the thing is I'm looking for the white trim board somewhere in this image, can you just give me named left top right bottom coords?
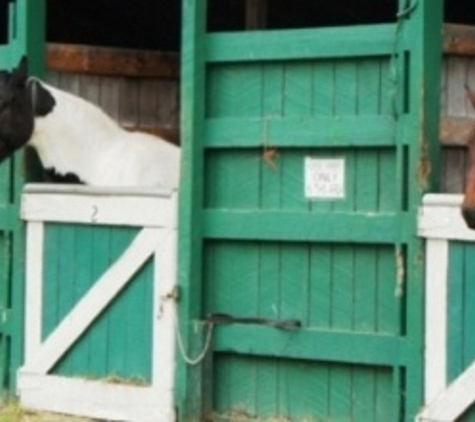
left=18, top=373, right=174, bottom=422
left=21, top=191, right=178, bottom=228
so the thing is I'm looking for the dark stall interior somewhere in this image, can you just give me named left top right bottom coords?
left=0, top=1, right=474, bottom=48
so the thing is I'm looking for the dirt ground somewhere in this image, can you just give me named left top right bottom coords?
left=0, top=404, right=97, bottom=422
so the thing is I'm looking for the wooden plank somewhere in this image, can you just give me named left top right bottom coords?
left=446, top=243, right=465, bottom=388
left=18, top=374, right=174, bottom=422
left=21, top=189, right=177, bottom=228
left=444, top=24, right=475, bottom=57
left=440, top=116, right=473, bottom=146
left=424, top=239, right=449, bottom=403
left=441, top=148, right=466, bottom=193
left=353, top=247, right=377, bottom=333
left=87, top=227, right=113, bottom=378
left=24, top=222, right=44, bottom=359
left=462, top=245, right=475, bottom=378
left=152, top=229, right=178, bottom=389
left=331, top=246, right=354, bottom=330
left=21, top=228, right=160, bottom=374
left=212, top=325, right=408, bottom=366
left=308, top=245, right=332, bottom=329
left=203, top=210, right=410, bottom=243
left=206, top=24, right=396, bottom=63
left=46, top=43, right=179, bottom=79
left=204, top=115, right=398, bottom=148
left=447, top=56, right=470, bottom=120
left=176, top=0, right=207, bottom=417
left=418, top=194, right=475, bottom=241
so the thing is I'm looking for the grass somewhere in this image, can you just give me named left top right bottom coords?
left=0, top=403, right=96, bottom=422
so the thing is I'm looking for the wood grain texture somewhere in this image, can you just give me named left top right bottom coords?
left=46, top=43, right=179, bottom=79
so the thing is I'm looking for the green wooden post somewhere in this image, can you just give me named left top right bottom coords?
left=0, top=0, right=45, bottom=396
left=402, top=0, right=443, bottom=418
left=177, top=0, right=207, bottom=420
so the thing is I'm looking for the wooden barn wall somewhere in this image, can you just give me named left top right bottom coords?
left=441, top=24, right=475, bottom=194
left=44, top=44, right=180, bottom=145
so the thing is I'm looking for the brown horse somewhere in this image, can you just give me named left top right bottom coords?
left=462, top=85, right=475, bottom=228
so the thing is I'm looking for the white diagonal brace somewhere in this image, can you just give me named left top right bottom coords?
left=418, top=359, right=475, bottom=422
left=22, top=228, right=160, bottom=374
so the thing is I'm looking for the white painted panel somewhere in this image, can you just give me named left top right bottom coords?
left=18, top=373, right=174, bottom=422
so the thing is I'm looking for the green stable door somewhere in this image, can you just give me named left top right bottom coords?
left=0, top=0, right=44, bottom=395
left=179, top=1, right=443, bottom=421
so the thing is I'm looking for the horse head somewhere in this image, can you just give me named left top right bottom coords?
left=0, top=56, right=55, bottom=164
left=0, top=56, right=34, bottom=162
left=462, top=85, right=475, bottom=229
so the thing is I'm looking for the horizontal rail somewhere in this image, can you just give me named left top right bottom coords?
left=46, top=43, right=179, bottom=79
left=21, top=185, right=178, bottom=228
left=206, top=24, right=396, bottom=63
left=444, top=23, right=475, bottom=57
left=204, top=210, right=410, bottom=243
left=204, top=115, right=397, bottom=148
left=418, top=194, right=475, bottom=242
left=213, top=325, right=408, bottom=366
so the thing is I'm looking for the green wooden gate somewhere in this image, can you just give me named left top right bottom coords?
left=0, top=0, right=44, bottom=395
left=179, top=1, right=443, bottom=421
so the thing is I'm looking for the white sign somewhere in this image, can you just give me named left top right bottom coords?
left=304, top=157, right=345, bottom=200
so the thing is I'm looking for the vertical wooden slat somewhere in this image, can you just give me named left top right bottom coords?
left=67, top=225, right=94, bottom=375
left=353, top=247, right=377, bottom=333
left=99, top=77, right=121, bottom=122
left=309, top=245, right=331, bottom=329
left=425, top=239, right=449, bottom=402
left=463, top=244, right=475, bottom=378
left=24, top=223, right=44, bottom=359
left=376, top=247, right=399, bottom=335
left=447, top=243, right=464, bottom=380
left=405, top=2, right=444, bottom=418
left=87, top=226, right=112, bottom=378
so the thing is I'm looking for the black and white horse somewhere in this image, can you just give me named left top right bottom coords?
left=0, top=57, right=180, bottom=188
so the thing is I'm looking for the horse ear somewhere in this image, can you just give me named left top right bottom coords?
left=466, top=84, right=475, bottom=109
left=11, top=55, right=28, bottom=87
left=33, top=81, right=56, bottom=117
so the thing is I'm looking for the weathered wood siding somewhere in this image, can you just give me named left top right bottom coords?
left=45, top=44, right=180, bottom=145
left=441, top=25, right=475, bottom=194
left=441, top=56, right=474, bottom=193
